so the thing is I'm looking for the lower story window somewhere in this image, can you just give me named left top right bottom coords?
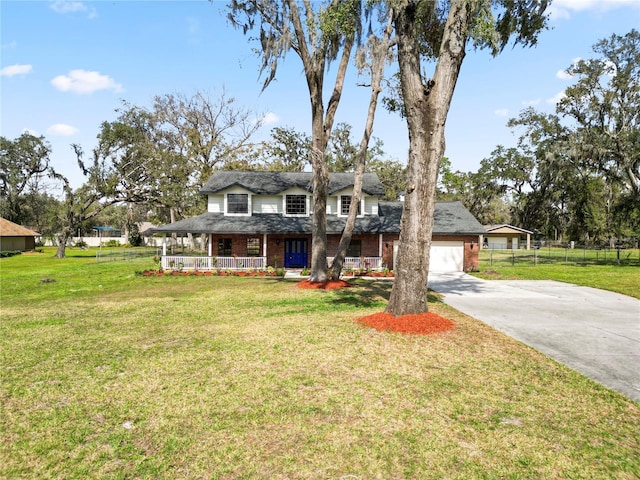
left=218, top=238, right=232, bottom=256
left=247, top=237, right=260, bottom=256
left=346, top=239, right=361, bottom=258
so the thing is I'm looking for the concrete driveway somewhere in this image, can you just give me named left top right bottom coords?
left=427, top=272, right=640, bottom=402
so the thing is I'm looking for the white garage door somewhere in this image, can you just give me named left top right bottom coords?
left=488, top=237, right=508, bottom=249
left=392, top=240, right=464, bottom=273
left=429, top=241, right=464, bottom=272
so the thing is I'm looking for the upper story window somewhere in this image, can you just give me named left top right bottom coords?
left=340, top=195, right=361, bottom=216
left=285, top=194, right=307, bottom=216
left=226, top=193, right=249, bottom=215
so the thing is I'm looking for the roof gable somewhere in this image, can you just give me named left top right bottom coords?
left=484, top=224, right=533, bottom=234
left=0, top=217, right=40, bottom=237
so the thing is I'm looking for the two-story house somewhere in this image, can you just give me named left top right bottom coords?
left=150, top=170, right=484, bottom=272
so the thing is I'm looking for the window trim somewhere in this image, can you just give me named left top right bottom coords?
left=338, top=195, right=364, bottom=217
left=284, top=194, right=309, bottom=217
left=225, top=192, right=251, bottom=216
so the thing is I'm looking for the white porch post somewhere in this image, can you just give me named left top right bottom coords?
left=378, top=234, right=383, bottom=257
left=162, top=236, right=167, bottom=256
left=208, top=234, right=213, bottom=257
left=262, top=233, right=268, bottom=257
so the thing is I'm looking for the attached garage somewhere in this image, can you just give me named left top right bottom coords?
left=393, top=239, right=467, bottom=273
left=429, top=241, right=464, bottom=272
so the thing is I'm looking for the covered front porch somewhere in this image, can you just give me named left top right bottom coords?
left=157, top=233, right=389, bottom=272
left=160, top=254, right=383, bottom=272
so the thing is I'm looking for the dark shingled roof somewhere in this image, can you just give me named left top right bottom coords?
left=149, top=201, right=484, bottom=236
left=377, top=201, right=485, bottom=235
left=200, top=171, right=386, bottom=197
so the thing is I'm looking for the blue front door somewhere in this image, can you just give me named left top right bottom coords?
left=285, top=238, right=308, bottom=268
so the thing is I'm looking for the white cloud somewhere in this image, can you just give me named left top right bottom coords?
left=556, top=69, right=573, bottom=80
left=47, top=123, right=78, bottom=136
left=50, top=0, right=85, bottom=13
left=21, top=128, right=39, bottom=136
left=50, top=1, right=96, bottom=19
left=494, top=108, right=509, bottom=117
left=603, top=59, right=618, bottom=76
left=521, top=98, right=541, bottom=107
left=1, top=64, right=33, bottom=77
left=51, top=69, right=123, bottom=94
left=2, top=40, right=17, bottom=49
left=557, top=57, right=582, bottom=79
left=259, top=112, right=280, bottom=125
left=547, top=91, right=567, bottom=105
left=548, top=0, right=639, bottom=20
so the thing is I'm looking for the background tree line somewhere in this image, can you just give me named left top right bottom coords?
left=437, top=29, right=639, bottom=247
left=3, top=28, right=638, bottom=254
left=3, top=29, right=637, bottom=254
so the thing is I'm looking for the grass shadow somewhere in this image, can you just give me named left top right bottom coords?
left=327, top=279, right=445, bottom=310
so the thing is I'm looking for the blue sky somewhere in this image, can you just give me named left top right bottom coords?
left=2, top=0, right=640, bottom=190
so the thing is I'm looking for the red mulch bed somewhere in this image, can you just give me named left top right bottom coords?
left=297, top=279, right=454, bottom=335
left=297, top=279, right=352, bottom=290
left=357, top=312, right=455, bottom=335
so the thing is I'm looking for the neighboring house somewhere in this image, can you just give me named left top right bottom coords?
left=0, top=217, right=40, bottom=252
left=481, top=224, right=533, bottom=250
left=150, top=171, right=485, bottom=273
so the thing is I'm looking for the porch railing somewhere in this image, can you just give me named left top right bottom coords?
left=327, top=256, right=383, bottom=270
left=162, top=255, right=266, bottom=271
left=162, top=255, right=382, bottom=271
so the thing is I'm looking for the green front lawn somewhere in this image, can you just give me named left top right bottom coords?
left=1, top=250, right=639, bottom=478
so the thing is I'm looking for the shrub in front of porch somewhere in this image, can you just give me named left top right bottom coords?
left=137, top=269, right=283, bottom=277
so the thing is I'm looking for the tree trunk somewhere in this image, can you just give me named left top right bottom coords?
left=309, top=142, right=329, bottom=283
left=169, top=207, right=177, bottom=253
left=329, top=17, right=393, bottom=281
left=328, top=163, right=364, bottom=281
left=386, top=0, right=471, bottom=316
left=55, top=227, right=72, bottom=259
left=288, top=0, right=354, bottom=283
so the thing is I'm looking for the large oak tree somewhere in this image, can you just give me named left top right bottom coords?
left=386, top=0, right=549, bottom=315
left=227, top=0, right=361, bottom=282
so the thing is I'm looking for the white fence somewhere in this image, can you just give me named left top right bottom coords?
left=327, top=256, right=383, bottom=270
left=162, top=255, right=266, bottom=271
left=162, top=255, right=383, bottom=271
left=42, top=236, right=162, bottom=247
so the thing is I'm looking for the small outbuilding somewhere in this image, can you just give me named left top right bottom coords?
left=0, top=217, right=40, bottom=252
left=481, top=224, right=533, bottom=250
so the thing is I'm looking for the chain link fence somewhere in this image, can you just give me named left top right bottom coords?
left=95, top=247, right=160, bottom=263
left=481, top=247, right=640, bottom=267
